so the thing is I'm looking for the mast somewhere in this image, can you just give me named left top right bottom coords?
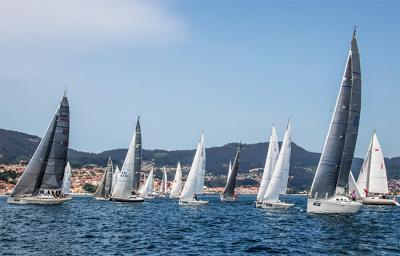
left=222, top=144, right=241, bottom=197
left=132, top=116, right=142, bottom=190
left=11, top=95, right=69, bottom=197
left=310, top=30, right=358, bottom=199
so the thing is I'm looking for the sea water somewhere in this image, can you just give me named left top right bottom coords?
left=1, top=195, right=399, bottom=255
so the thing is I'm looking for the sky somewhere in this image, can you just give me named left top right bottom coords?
left=0, top=0, right=399, bottom=157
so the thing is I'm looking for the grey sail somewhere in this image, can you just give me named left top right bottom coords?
left=39, top=96, right=70, bottom=190
left=94, top=158, right=114, bottom=198
left=132, top=117, right=142, bottom=190
left=11, top=96, right=69, bottom=197
left=310, top=30, right=360, bottom=199
left=336, top=32, right=361, bottom=190
left=222, top=144, right=241, bottom=197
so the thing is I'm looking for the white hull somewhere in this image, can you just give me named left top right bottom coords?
left=220, top=194, right=237, bottom=202
left=307, top=196, right=362, bottom=214
left=94, top=197, right=109, bottom=201
left=362, top=197, right=399, bottom=206
left=260, top=200, right=293, bottom=209
left=8, top=196, right=72, bottom=205
left=110, top=196, right=144, bottom=203
left=179, top=199, right=208, bottom=206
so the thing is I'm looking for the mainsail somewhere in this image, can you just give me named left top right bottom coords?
left=180, top=133, right=204, bottom=202
left=139, top=168, right=154, bottom=197
left=111, top=165, right=120, bottom=193
left=256, top=126, right=280, bottom=201
left=160, top=167, right=168, bottom=194
left=111, top=129, right=137, bottom=199
left=356, top=131, right=389, bottom=196
left=222, top=144, right=241, bottom=197
left=195, top=133, right=206, bottom=194
left=94, top=158, right=114, bottom=198
left=310, top=30, right=361, bottom=199
left=11, top=95, right=70, bottom=197
left=61, top=161, right=72, bottom=195
left=132, top=117, right=142, bottom=190
left=263, top=121, right=292, bottom=202
left=170, top=162, right=183, bottom=198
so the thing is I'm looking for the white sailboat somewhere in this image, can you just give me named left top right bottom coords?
left=159, top=167, right=168, bottom=197
left=260, top=120, right=293, bottom=209
left=256, top=126, right=280, bottom=207
left=356, top=131, right=398, bottom=206
left=170, top=162, right=183, bottom=198
left=110, top=124, right=144, bottom=203
left=61, top=161, right=72, bottom=198
left=139, top=168, right=155, bottom=199
left=308, top=28, right=362, bottom=214
left=179, top=132, right=208, bottom=206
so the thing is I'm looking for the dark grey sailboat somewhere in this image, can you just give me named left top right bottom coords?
left=132, top=117, right=142, bottom=193
left=307, top=28, right=362, bottom=213
left=8, top=94, right=70, bottom=205
left=220, top=144, right=241, bottom=202
left=94, top=158, right=114, bottom=200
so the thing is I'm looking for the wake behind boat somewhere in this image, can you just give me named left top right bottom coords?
left=179, top=132, right=208, bottom=206
left=308, top=28, right=362, bottom=214
left=8, top=93, right=71, bottom=205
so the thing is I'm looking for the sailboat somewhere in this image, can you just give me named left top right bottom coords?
left=348, top=171, right=362, bottom=200
left=308, top=28, right=362, bottom=213
left=94, top=158, right=114, bottom=200
left=170, top=162, right=183, bottom=198
left=61, top=161, right=72, bottom=198
left=110, top=119, right=144, bottom=203
left=158, top=167, right=168, bottom=197
left=256, top=126, right=280, bottom=207
left=139, top=168, right=155, bottom=199
left=221, top=144, right=241, bottom=202
left=179, top=132, right=208, bottom=206
left=111, top=165, right=120, bottom=194
left=261, top=120, right=293, bottom=209
left=8, top=94, right=71, bottom=205
left=356, top=131, right=399, bottom=206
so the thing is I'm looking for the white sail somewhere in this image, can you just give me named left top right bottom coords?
left=263, top=121, right=292, bottom=202
left=170, top=162, right=183, bottom=198
left=256, top=126, right=280, bottom=201
left=111, top=131, right=137, bottom=199
left=61, top=162, right=72, bottom=195
left=180, top=134, right=203, bottom=202
left=195, top=133, right=206, bottom=194
left=357, top=132, right=389, bottom=196
left=139, top=168, right=154, bottom=197
left=111, top=165, right=120, bottom=193
left=349, top=171, right=362, bottom=199
left=160, top=167, right=168, bottom=194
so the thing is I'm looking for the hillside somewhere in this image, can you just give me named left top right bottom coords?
left=1, top=128, right=399, bottom=191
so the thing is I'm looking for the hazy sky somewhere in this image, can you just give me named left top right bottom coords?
left=0, top=0, right=399, bottom=157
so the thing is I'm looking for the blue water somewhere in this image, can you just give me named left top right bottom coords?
left=1, top=195, right=399, bottom=255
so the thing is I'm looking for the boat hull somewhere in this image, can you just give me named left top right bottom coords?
left=307, top=197, right=362, bottom=214
left=220, top=194, right=237, bottom=202
left=7, top=196, right=72, bottom=205
left=179, top=199, right=208, bottom=206
left=110, top=196, right=144, bottom=203
left=260, top=200, right=293, bottom=209
left=94, top=197, right=110, bottom=201
left=362, top=197, right=399, bottom=206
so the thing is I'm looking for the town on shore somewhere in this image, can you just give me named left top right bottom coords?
left=1, top=162, right=400, bottom=196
